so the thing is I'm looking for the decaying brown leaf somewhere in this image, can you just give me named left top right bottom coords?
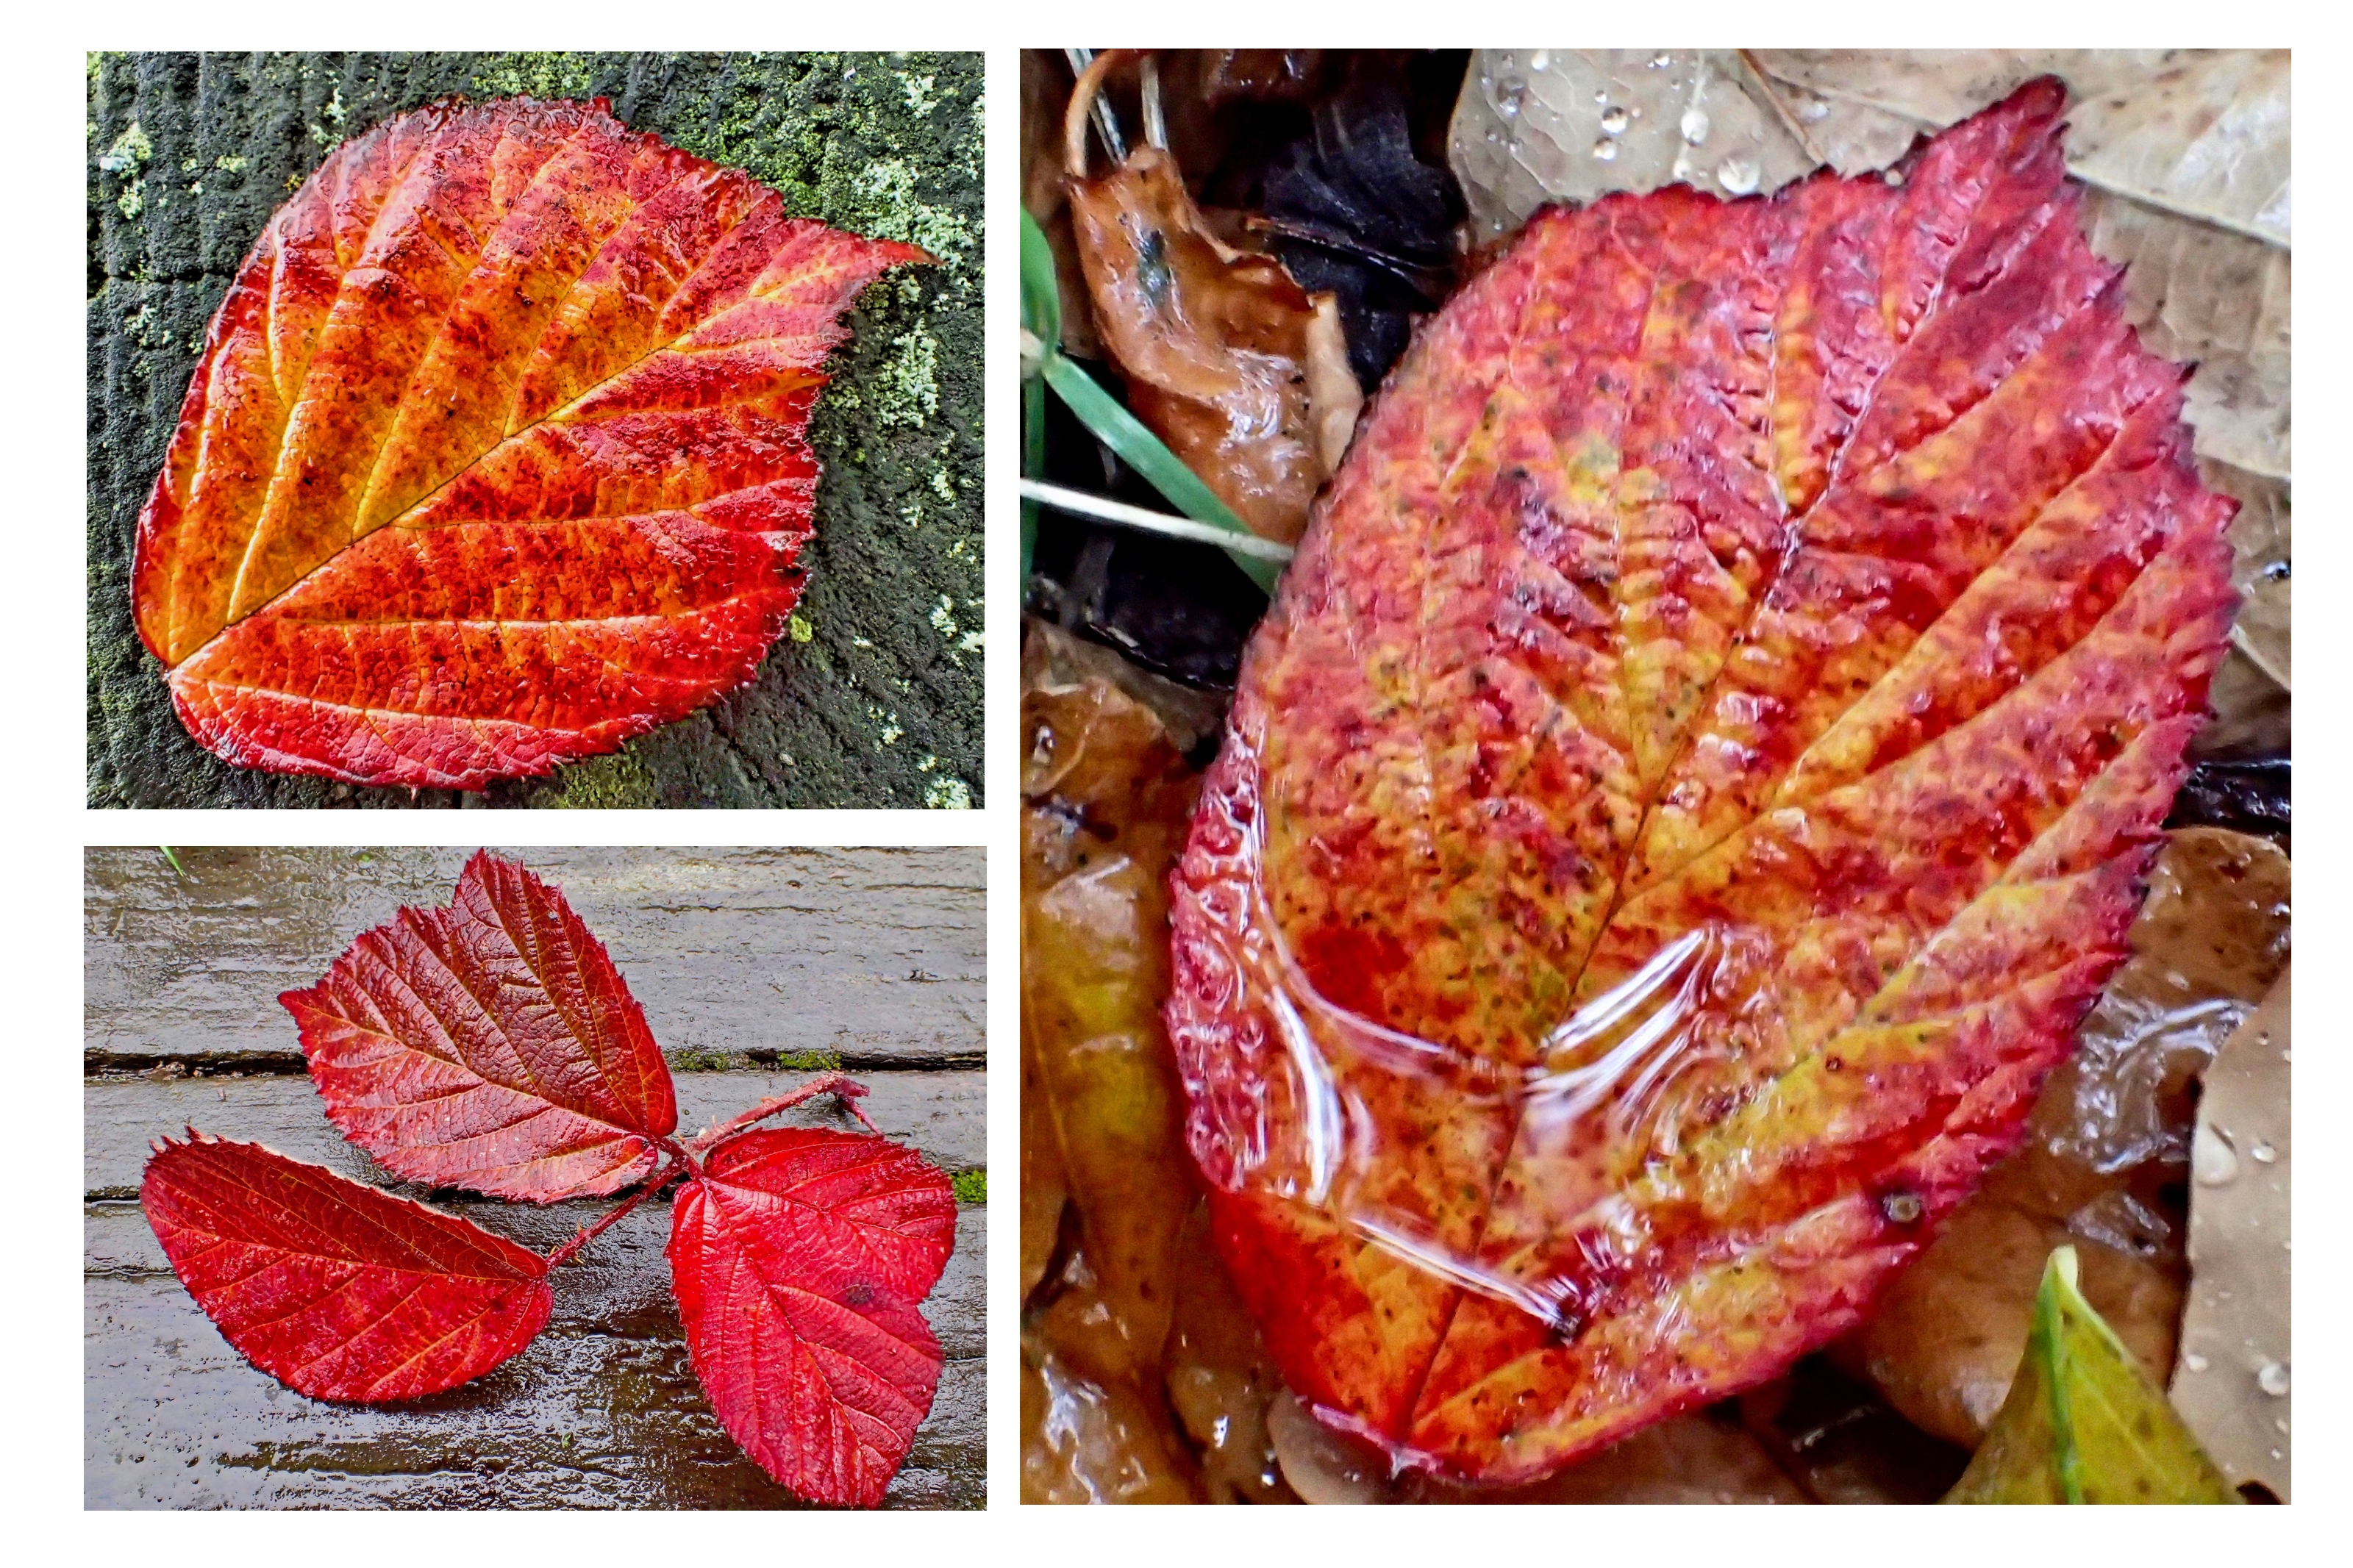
left=1063, top=53, right=1360, bottom=542
left=2172, top=967, right=2290, bottom=1500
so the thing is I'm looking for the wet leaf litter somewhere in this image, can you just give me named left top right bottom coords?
left=1021, top=51, right=2288, bottom=1504
left=108, top=851, right=974, bottom=1514
left=1173, top=78, right=2237, bottom=1484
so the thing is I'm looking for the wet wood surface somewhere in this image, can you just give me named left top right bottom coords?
left=85, top=847, right=988, bottom=1509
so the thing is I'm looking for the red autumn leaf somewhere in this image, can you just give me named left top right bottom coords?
left=142, top=1131, right=551, bottom=1402
left=132, top=96, right=930, bottom=790
left=668, top=1128, right=957, bottom=1507
left=283, top=851, right=679, bottom=1202
left=1165, top=80, right=2238, bottom=1485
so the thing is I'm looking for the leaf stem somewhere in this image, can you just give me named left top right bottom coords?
left=688, top=1072, right=879, bottom=1156
left=547, top=1153, right=689, bottom=1268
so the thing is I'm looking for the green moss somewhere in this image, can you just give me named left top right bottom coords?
left=96, top=121, right=150, bottom=173
left=771, top=1048, right=845, bottom=1073
left=951, top=1168, right=985, bottom=1205
left=531, top=748, right=657, bottom=809
left=468, top=53, right=599, bottom=100
left=669, top=1049, right=729, bottom=1073
left=871, top=323, right=941, bottom=429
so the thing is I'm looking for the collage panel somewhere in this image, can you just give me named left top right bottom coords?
left=88, top=51, right=982, bottom=810
left=1018, top=48, right=2289, bottom=1506
left=59, top=38, right=2311, bottom=1525
left=85, top=846, right=985, bottom=1508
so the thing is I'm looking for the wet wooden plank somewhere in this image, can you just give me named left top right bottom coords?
left=85, top=847, right=985, bottom=1067
left=87, top=1203, right=984, bottom=1509
left=86, top=1072, right=985, bottom=1198
left=85, top=844, right=988, bottom=1508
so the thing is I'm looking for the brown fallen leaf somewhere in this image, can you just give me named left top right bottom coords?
left=2171, top=967, right=2290, bottom=1500
left=1063, top=52, right=1357, bottom=543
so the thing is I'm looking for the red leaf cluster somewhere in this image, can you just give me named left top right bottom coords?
left=132, top=97, right=930, bottom=790
left=1165, top=82, right=2237, bottom=1483
left=141, top=853, right=957, bottom=1507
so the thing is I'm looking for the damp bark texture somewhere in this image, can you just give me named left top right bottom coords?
left=88, top=52, right=983, bottom=809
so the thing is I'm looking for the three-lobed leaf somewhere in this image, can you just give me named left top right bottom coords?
left=1166, top=80, right=2238, bottom=1483
left=148, top=853, right=960, bottom=1506
left=668, top=1128, right=958, bottom=1508
left=1947, top=1247, right=2240, bottom=1503
left=283, top=850, right=679, bottom=1202
left=132, top=96, right=929, bottom=790
left=141, top=1131, right=551, bottom=1402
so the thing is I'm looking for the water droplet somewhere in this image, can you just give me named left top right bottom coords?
left=2275, top=1417, right=2290, bottom=1433
left=1884, top=169, right=1907, bottom=187
left=2193, top=1127, right=2240, bottom=1186
left=1651, top=53, right=1673, bottom=70
left=1680, top=107, right=1712, bottom=144
left=1592, top=138, right=1620, bottom=162
left=1496, top=78, right=1527, bottom=120
left=1717, top=157, right=1760, bottom=196
left=1530, top=50, right=1552, bottom=72
left=1485, top=128, right=1502, bottom=146
left=2258, top=1361, right=2290, bottom=1397
left=2184, top=1352, right=2210, bottom=1372
left=2250, top=1139, right=2278, bottom=1164
left=1498, top=52, right=1516, bottom=71
left=1798, top=96, right=1830, bottom=123
left=1599, top=105, right=1630, bottom=135
left=1478, top=73, right=1495, bottom=95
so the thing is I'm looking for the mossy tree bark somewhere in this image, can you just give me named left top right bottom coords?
left=88, top=52, right=982, bottom=809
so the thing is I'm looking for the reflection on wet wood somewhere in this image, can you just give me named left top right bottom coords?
left=86, top=847, right=987, bottom=1509
left=86, top=847, right=985, bottom=1067
left=87, top=1205, right=983, bottom=1509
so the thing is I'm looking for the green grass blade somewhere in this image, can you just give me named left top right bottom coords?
left=1020, top=210, right=1062, bottom=348
left=1040, top=354, right=1280, bottom=593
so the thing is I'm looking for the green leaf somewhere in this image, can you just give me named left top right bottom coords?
left=1946, top=1247, right=2241, bottom=1504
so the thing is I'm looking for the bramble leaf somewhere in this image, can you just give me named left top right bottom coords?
left=142, top=1131, right=551, bottom=1402
left=1166, top=79, right=2238, bottom=1484
left=132, top=96, right=929, bottom=789
left=668, top=1128, right=957, bottom=1507
left=284, top=851, right=679, bottom=1203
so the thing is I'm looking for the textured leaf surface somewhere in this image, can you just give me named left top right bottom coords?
left=131, top=94, right=929, bottom=789
left=1167, top=82, right=2237, bottom=1483
left=142, top=1131, right=551, bottom=1402
left=284, top=851, right=678, bottom=1202
left=1947, top=1247, right=2238, bottom=1503
left=668, top=1128, right=956, bottom=1506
